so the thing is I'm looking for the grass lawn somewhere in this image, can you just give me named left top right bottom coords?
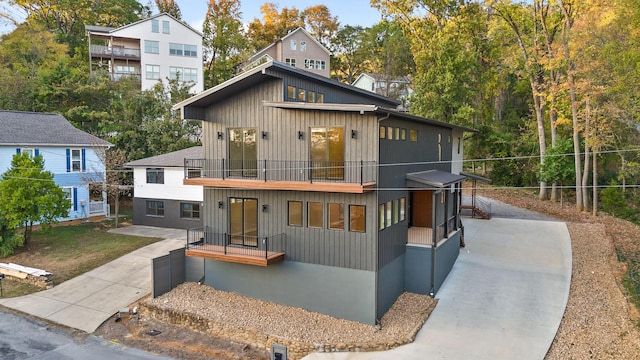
left=0, top=217, right=162, bottom=298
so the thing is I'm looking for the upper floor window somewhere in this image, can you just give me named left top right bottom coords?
left=169, top=43, right=183, bottom=56
left=317, top=93, right=324, bottom=103
left=184, top=44, right=197, bottom=57
left=151, top=19, right=159, bottom=33
left=162, top=20, right=170, bottom=34
left=144, top=40, right=159, bottom=54
left=285, top=58, right=296, bottom=67
left=146, top=168, right=164, bottom=184
left=410, top=129, right=418, bottom=142
left=290, top=39, right=296, bottom=50
left=379, top=126, right=386, bottom=139
left=287, top=85, right=296, bottom=100
left=22, top=148, right=35, bottom=158
left=300, top=41, right=306, bottom=52
left=145, top=64, right=160, bottom=79
left=71, top=149, right=81, bottom=172
left=170, top=67, right=197, bottom=82
left=307, top=60, right=327, bottom=70
left=298, top=88, right=306, bottom=101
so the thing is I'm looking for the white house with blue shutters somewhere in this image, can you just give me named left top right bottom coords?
left=0, top=111, right=112, bottom=221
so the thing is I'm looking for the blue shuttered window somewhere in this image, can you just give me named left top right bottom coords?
left=66, top=149, right=71, bottom=172
left=81, top=149, right=86, bottom=171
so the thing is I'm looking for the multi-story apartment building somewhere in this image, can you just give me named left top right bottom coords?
left=173, top=60, right=473, bottom=325
left=86, top=13, right=203, bottom=93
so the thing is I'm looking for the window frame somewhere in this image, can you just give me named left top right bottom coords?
left=410, top=129, right=418, bottom=142
left=300, top=41, right=306, bottom=52
left=287, top=85, right=296, bottom=100
left=146, top=168, right=164, bottom=184
left=145, top=64, right=160, bottom=80
left=393, top=199, right=399, bottom=224
left=62, top=187, right=74, bottom=210
left=151, top=19, right=159, bottom=33
left=308, top=201, right=323, bottom=228
left=162, top=20, right=170, bottom=34
left=144, top=40, right=159, bottom=54
left=180, top=202, right=200, bottom=219
left=290, top=39, right=297, bottom=50
left=287, top=201, right=303, bottom=227
left=328, top=203, right=344, bottom=230
left=349, top=205, right=366, bottom=233
left=169, top=43, right=183, bottom=56
left=146, top=200, right=165, bottom=217
left=285, top=58, right=296, bottom=67
left=400, top=197, right=406, bottom=221
left=378, top=204, right=385, bottom=230
left=71, top=148, right=82, bottom=172
left=184, top=44, right=197, bottom=57
left=386, top=201, right=392, bottom=227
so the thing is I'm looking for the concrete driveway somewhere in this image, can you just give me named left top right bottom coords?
left=0, top=226, right=186, bottom=333
left=304, top=218, right=572, bottom=360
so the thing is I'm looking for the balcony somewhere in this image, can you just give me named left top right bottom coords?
left=186, top=226, right=285, bottom=266
left=90, top=44, right=141, bottom=60
left=183, top=159, right=376, bottom=193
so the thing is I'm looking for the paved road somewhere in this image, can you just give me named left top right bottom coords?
left=0, top=308, right=171, bottom=359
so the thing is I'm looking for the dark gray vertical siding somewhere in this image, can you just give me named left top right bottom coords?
left=204, top=188, right=377, bottom=271
left=376, top=117, right=454, bottom=270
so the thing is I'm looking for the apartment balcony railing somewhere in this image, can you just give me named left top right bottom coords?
left=90, top=44, right=141, bottom=59
left=186, top=226, right=285, bottom=266
left=112, top=72, right=141, bottom=81
left=184, top=159, right=376, bottom=186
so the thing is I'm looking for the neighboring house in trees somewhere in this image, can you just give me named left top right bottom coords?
left=125, top=146, right=203, bottom=230
left=86, top=13, right=204, bottom=93
left=352, top=73, right=413, bottom=111
left=0, top=111, right=112, bottom=221
left=173, top=60, right=474, bottom=325
left=242, top=27, right=331, bottom=78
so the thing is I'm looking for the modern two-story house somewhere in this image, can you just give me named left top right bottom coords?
left=173, top=60, right=473, bottom=325
left=0, top=111, right=112, bottom=220
left=86, top=13, right=204, bottom=93
left=126, top=146, right=203, bottom=229
left=242, top=27, right=330, bottom=78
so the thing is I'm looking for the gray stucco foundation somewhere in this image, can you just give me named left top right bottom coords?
left=405, top=230, right=461, bottom=295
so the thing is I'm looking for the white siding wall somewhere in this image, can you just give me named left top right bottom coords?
left=133, top=166, right=202, bottom=202
left=110, top=14, right=204, bottom=93
left=352, top=75, right=375, bottom=93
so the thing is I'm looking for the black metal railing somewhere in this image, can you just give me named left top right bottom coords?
left=434, top=214, right=459, bottom=245
left=184, top=158, right=376, bottom=185
left=187, top=226, right=286, bottom=260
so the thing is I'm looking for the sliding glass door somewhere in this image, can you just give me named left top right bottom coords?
left=310, top=127, right=344, bottom=180
left=229, top=198, right=258, bottom=247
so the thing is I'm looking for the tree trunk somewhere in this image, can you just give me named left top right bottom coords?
left=532, top=90, right=548, bottom=200
left=549, top=102, right=558, bottom=202
left=581, top=98, right=591, bottom=210
left=592, top=150, right=598, bottom=216
left=115, top=191, right=120, bottom=228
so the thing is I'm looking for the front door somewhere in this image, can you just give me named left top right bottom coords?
left=229, top=198, right=258, bottom=247
left=411, top=190, right=433, bottom=227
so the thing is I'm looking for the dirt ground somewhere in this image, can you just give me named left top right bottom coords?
left=95, top=185, right=640, bottom=359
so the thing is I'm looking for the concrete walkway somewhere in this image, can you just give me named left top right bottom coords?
left=304, top=218, right=572, bottom=360
left=0, top=226, right=186, bottom=333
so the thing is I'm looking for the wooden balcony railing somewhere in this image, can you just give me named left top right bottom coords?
left=186, top=226, right=286, bottom=266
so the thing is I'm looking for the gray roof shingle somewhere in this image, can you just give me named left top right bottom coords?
left=125, top=146, right=203, bottom=168
left=0, top=111, right=112, bottom=147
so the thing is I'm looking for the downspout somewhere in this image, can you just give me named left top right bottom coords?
left=430, top=189, right=439, bottom=297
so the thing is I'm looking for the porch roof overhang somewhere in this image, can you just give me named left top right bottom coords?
left=406, top=170, right=466, bottom=189
left=460, top=171, right=492, bottom=183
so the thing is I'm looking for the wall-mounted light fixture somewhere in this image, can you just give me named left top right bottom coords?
left=262, top=204, right=268, bottom=212
left=218, top=200, right=224, bottom=209
left=217, top=131, right=223, bottom=140
left=351, top=130, right=357, bottom=139
left=262, top=131, right=268, bottom=139
left=298, top=131, right=304, bottom=140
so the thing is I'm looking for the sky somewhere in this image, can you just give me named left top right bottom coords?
left=0, top=1, right=384, bottom=35
left=176, top=0, right=383, bottom=33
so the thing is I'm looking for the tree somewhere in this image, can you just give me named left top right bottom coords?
left=246, top=3, right=304, bottom=50
left=540, top=138, right=575, bottom=205
left=202, top=0, right=249, bottom=87
left=155, top=0, right=182, bottom=19
left=301, top=5, right=339, bottom=48
left=331, top=25, right=368, bottom=83
left=0, top=153, right=70, bottom=248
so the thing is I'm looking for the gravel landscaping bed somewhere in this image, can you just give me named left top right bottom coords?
left=142, top=283, right=437, bottom=358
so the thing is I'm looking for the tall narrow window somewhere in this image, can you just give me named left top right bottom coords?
left=400, top=197, right=406, bottom=221
left=287, top=85, right=296, bottom=100
left=162, top=20, right=170, bottom=34
left=378, top=204, right=385, bottom=230
left=310, top=127, right=344, bottom=180
left=288, top=201, right=303, bottom=227
left=393, top=199, right=399, bottom=224
left=400, top=128, right=407, bottom=140
left=228, top=128, right=257, bottom=177
left=300, top=41, right=307, bottom=51
left=298, top=88, right=306, bottom=101
left=317, top=93, right=324, bottom=103
left=387, top=127, right=393, bottom=140
left=290, top=39, right=296, bottom=50
left=349, top=205, right=365, bottom=232
left=328, top=203, right=344, bottom=230
left=438, top=133, right=442, bottom=161
left=63, top=187, right=73, bottom=210
left=308, top=90, right=316, bottom=102
left=457, top=137, right=461, bottom=154
left=151, top=19, right=159, bottom=33
left=379, top=126, right=386, bottom=139
left=386, top=201, right=392, bottom=227
left=71, top=149, right=82, bottom=172
left=410, top=129, right=418, bottom=142
left=308, top=202, right=323, bottom=228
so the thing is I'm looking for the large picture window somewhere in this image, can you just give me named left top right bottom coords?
left=328, top=203, right=344, bottom=230
left=146, top=168, right=164, bottom=184
left=349, top=205, right=365, bottom=232
left=310, top=127, right=344, bottom=180
left=146, top=201, right=164, bottom=216
left=308, top=202, right=323, bottom=228
left=288, top=201, right=303, bottom=227
left=180, top=203, right=200, bottom=219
